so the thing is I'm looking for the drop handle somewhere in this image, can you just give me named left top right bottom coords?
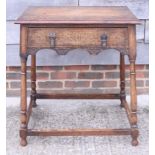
left=49, top=32, right=56, bottom=48
left=100, top=34, right=108, bottom=48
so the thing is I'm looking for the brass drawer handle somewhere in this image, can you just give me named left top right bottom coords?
left=100, top=34, right=108, bottom=48
left=49, top=33, right=108, bottom=49
left=49, top=32, right=56, bottom=48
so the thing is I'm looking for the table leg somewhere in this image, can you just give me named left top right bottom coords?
left=20, top=57, right=28, bottom=146
left=120, top=53, right=126, bottom=107
left=129, top=59, right=139, bottom=146
left=128, top=25, right=139, bottom=146
left=31, top=54, right=37, bottom=107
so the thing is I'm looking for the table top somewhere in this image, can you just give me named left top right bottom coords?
left=15, top=6, right=140, bottom=24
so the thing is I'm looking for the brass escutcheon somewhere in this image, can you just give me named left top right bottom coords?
left=49, top=32, right=56, bottom=48
left=100, top=34, right=108, bottom=48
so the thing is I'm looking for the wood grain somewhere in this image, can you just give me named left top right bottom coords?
left=17, top=6, right=139, bottom=146
left=36, top=93, right=120, bottom=99
left=128, top=25, right=139, bottom=146
left=15, top=6, right=140, bottom=24
left=27, top=128, right=131, bottom=136
left=20, top=25, right=28, bottom=146
left=28, top=27, right=128, bottom=49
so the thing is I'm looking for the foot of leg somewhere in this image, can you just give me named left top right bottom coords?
left=20, top=138, right=27, bottom=146
left=32, top=100, right=37, bottom=108
left=131, top=138, right=139, bottom=146
left=120, top=98, right=125, bottom=108
left=131, top=128, right=139, bottom=146
left=20, top=126, right=27, bottom=146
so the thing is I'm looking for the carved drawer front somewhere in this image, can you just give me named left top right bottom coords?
left=28, top=27, right=128, bottom=49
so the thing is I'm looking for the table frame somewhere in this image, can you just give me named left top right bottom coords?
left=19, top=24, right=139, bottom=146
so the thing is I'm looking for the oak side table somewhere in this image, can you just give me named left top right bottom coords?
left=15, top=6, right=140, bottom=146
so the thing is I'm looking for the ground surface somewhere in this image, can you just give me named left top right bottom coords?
left=6, top=96, right=149, bottom=155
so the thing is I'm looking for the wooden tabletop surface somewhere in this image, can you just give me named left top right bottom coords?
left=15, top=6, right=140, bottom=24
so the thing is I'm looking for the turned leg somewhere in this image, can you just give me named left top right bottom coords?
left=128, top=25, right=139, bottom=146
left=120, top=53, right=126, bottom=107
left=20, top=56, right=28, bottom=146
left=19, top=25, right=28, bottom=146
left=31, top=54, right=37, bottom=107
left=129, top=59, right=139, bottom=146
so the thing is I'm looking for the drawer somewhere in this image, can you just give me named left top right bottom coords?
left=28, top=27, right=128, bottom=49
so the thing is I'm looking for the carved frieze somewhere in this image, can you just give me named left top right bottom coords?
left=25, top=47, right=128, bottom=57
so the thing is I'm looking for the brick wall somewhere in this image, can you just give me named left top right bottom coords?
left=6, top=65, right=149, bottom=96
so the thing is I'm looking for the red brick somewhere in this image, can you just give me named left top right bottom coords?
left=135, top=65, right=145, bottom=70
left=125, top=80, right=144, bottom=87
left=137, top=88, right=149, bottom=94
left=6, top=66, right=20, bottom=72
left=125, top=65, right=145, bottom=70
left=123, top=71, right=148, bottom=79
left=37, top=89, right=103, bottom=94
left=125, top=72, right=130, bottom=78
left=145, top=65, right=149, bottom=70
left=126, top=88, right=149, bottom=95
left=6, top=82, right=9, bottom=89
left=37, top=66, right=63, bottom=71
left=92, top=81, right=117, bottom=88
left=136, top=71, right=149, bottom=78
left=7, top=69, right=48, bottom=80
left=50, top=72, right=76, bottom=79
left=6, top=66, right=31, bottom=71
left=6, top=73, right=21, bottom=80
left=10, top=81, right=31, bottom=88
left=145, top=80, right=149, bottom=87
left=6, top=64, right=149, bottom=97
left=65, top=81, right=90, bottom=88
left=37, top=73, right=49, bottom=80
left=78, top=72, right=103, bottom=79
left=6, top=72, right=31, bottom=80
left=6, top=67, right=10, bottom=71
left=91, top=65, right=117, bottom=70
left=38, top=81, right=63, bottom=88
left=64, top=65, right=89, bottom=70
left=105, top=72, right=119, bottom=79
left=100, top=88, right=120, bottom=94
